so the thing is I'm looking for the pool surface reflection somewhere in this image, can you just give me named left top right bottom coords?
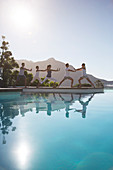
left=0, top=91, right=113, bottom=170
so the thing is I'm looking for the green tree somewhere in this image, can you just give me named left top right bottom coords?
left=10, top=70, right=19, bottom=86
left=0, top=36, right=19, bottom=87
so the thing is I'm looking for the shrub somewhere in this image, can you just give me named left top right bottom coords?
left=95, top=80, right=104, bottom=88
left=74, top=83, right=92, bottom=87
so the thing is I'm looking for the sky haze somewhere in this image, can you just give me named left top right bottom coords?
left=0, top=0, right=113, bottom=80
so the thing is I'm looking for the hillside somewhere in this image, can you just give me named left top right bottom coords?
left=16, top=58, right=113, bottom=86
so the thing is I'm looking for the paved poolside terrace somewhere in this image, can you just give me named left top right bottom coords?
left=0, top=87, right=104, bottom=94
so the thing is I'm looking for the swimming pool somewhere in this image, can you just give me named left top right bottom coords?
left=0, top=90, right=113, bottom=170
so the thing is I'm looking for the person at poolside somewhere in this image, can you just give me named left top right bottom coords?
left=41, top=65, right=60, bottom=87
left=75, top=63, right=95, bottom=88
left=58, top=63, right=75, bottom=88
left=30, top=66, right=45, bottom=87
left=16, top=63, right=32, bottom=88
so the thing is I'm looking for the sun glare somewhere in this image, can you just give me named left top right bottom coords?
left=14, top=141, right=31, bottom=168
left=10, top=5, right=33, bottom=29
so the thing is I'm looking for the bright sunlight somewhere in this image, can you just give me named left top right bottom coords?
left=14, top=141, right=32, bottom=168
left=10, top=5, right=33, bottom=29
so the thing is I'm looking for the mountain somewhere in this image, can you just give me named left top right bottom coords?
left=16, top=58, right=113, bottom=86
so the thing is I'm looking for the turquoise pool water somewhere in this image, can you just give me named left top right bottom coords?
left=0, top=90, right=113, bottom=170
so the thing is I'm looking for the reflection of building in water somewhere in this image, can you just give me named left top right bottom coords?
left=75, top=94, right=94, bottom=118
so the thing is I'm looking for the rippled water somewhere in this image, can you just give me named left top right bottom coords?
left=0, top=90, right=113, bottom=170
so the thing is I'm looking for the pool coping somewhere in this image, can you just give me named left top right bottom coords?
left=0, top=87, right=104, bottom=94
left=0, top=88, right=23, bottom=92
left=23, top=87, right=104, bottom=94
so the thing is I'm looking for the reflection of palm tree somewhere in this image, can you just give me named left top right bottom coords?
left=59, top=94, right=74, bottom=118
left=75, top=94, right=94, bottom=118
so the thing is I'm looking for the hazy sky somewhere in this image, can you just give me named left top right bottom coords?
left=0, top=0, right=113, bottom=80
